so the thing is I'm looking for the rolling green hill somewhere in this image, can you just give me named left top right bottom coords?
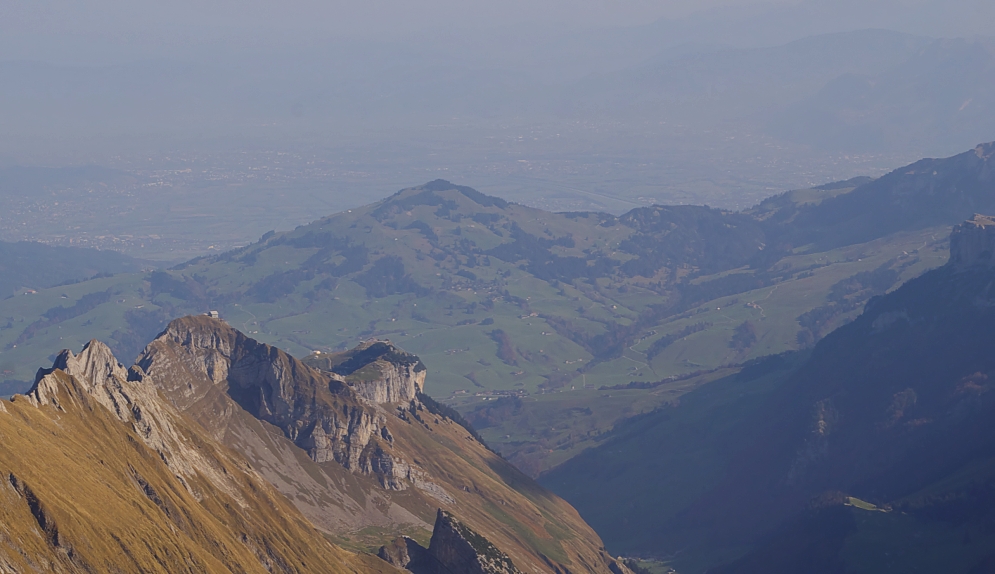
left=0, top=143, right=992, bottom=474
left=0, top=240, right=146, bottom=395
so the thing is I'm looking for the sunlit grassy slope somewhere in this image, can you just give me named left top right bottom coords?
left=0, top=371, right=389, bottom=573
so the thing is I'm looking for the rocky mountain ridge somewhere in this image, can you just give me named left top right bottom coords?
left=132, top=317, right=441, bottom=494
left=0, top=313, right=626, bottom=573
left=31, top=340, right=252, bottom=495
left=0, top=339, right=388, bottom=572
left=128, top=315, right=625, bottom=573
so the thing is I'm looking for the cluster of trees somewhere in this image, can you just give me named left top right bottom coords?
left=488, top=329, right=518, bottom=366
left=646, top=321, right=712, bottom=360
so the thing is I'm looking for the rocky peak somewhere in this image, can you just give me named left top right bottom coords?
left=303, top=340, right=426, bottom=404
left=949, top=214, right=995, bottom=268
left=427, top=510, right=522, bottom=574
left=29, top=339, right=144, bottom=423
left=379, top=509, right=522, bottom=574
left=135, top=316, right=427, bottom=490
left=51, top=339, right=129, bottom=387
left=29, top=340, right=127, bottom=414
left=22, top=339, right=255, bottom=501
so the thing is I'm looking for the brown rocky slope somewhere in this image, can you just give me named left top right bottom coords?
left=0, top=340, right=391, bottom=573
left=131, top=315, right=626, bottom=574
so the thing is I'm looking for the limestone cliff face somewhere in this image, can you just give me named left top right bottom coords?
left=949, top=214, right=995, bottom=268
left=133, top=317, right=423, bottom=490
left=303, top=341, right=427, bottom=404
left=377, top=537, right=428, bottom=569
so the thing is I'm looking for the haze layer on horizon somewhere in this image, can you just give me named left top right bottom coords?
left=3, top=0, right=993, bottom=64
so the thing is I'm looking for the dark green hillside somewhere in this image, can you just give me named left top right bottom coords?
left=0, top=241, right=143, bottom=298
left=543, top=220, right=995, bottom=573
left=0, top=143, right=992, bottom=470
left=0, top=240, right=145, bottom=395
left=782, top=142, right=995, bottom=249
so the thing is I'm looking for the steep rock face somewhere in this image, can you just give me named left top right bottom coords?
left=0, top=343, right=388, bottom=573
left=380, top=510, right=523, bottom=574
left=425, top=510, right=522, bottom=574
left=134, top=316, right=629, bottom=574
left=949, top=213, right=995, bottom=268
left=133, top=317, right=409, bottom=486
left=377, top=537, right=429, bottom=569
left=29, top=340, right=247, bottom=498
left=303, top=341, right=426, bottom=404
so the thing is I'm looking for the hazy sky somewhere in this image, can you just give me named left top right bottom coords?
left=2, top=0, right=993, bottom=66
left=0, top=0, right=737, bottom=42
left=0, top=0, right=991, bottom=65
left=0, top=0, right=995, bottom=70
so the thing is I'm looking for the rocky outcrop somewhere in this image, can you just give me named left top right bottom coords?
left=27, top=340, right=249, bottom=500
left=1, top=343, right=382, bottom=573
left=303, top=341, right=426, bottom=404
left=379, top=510, right=522, bottom=574
left=133, top=316, right=422, bottom=491
left=137, top=318, right=625, bottom=574
left=377, top=537, right=429, bottom=569
left=949, top=214, right=995, bottom=268
left=9, top=316, right=629, bottom=574
left=427, top=510, right=522, bottom=574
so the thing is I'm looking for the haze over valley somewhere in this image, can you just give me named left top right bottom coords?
left=3, top=4, right=995, bottom=259
left=2, top=1, right=995, bottom=573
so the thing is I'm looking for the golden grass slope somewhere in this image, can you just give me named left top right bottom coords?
left=0, top=359, right=393, bottom=572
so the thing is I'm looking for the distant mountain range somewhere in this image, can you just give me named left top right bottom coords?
left=771, top=37, right=995, bottom=152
